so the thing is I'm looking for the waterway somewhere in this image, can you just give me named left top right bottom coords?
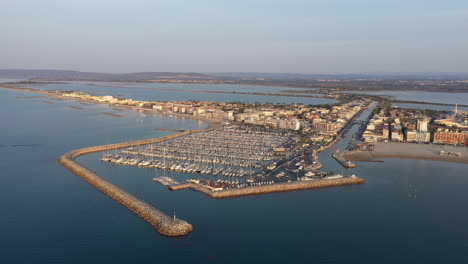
left=1, top=88, right=468, bottom=263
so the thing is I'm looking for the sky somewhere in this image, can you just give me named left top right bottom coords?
left=2, top=0, right=468, bottom=74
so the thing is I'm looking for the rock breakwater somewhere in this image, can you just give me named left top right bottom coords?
left=58, top=129, right=213, bottom=236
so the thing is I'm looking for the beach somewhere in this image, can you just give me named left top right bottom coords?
left=342, top=142, right=468, bottom=164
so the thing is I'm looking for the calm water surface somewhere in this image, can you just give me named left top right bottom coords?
left=392, top=103, right=468, bottom=112
left=345, top=90, right=468, bottom=105
left=28, top=82, right=334, bottom=105
left=1, top=89, right=467, bottom=263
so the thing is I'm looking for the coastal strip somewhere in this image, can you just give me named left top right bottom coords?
left=147, top=87, right=336, bottom=99
left=58, top=129, right=213, bottom=236
left=341, top=142, right=468, bottom=164
left=169, top=177, right=365, bottom=198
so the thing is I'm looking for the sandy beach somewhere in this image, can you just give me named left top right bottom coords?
left=342, top=142, right=468, bottom=164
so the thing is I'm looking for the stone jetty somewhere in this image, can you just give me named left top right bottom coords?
left=58, top=129, right=212, bottom=236
left=332, top=149, right=357, bottom=168
left=169, top=176, right=365, bottom=198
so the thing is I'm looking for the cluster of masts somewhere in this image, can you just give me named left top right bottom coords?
left=101, top=154, right=256, bottom=177
left=101, top=126, right=291, bottom=174
left=122, top=149, right=265, bottom=168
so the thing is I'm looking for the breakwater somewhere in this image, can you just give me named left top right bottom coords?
left=169, top=176, right=365, bottom=198
left=333, top=150, right=357, bottom=168
left=58, top=128, right=213, bottom=236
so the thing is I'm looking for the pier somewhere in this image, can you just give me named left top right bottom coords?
left=169, top=176, right=365, bottom=198
left=333, top=149, right=357, bottom=168
left=58, top=129, right=213, bottom=236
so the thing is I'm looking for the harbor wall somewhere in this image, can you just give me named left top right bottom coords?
left=170, top=177, right=365, bottom=198
left=333, top=150, right=357, bottom=168
left=58, top=128, right=213, bottom=236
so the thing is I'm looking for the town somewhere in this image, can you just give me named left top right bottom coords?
left=54, top=90, right=368, bottom=190
left=362, top=104, right=468, bottom=145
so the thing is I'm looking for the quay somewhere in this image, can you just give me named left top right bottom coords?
left=333, top=149, right=357, bottom=168
left=169, top=176, right=365, bottom=198
left=58, top=129, right=213, bottom=236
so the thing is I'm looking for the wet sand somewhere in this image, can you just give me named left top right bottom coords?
left=342, top=142, right=468, bottom=164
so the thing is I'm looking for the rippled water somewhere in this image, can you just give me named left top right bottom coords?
left=1, top=88, right=467, bottom=264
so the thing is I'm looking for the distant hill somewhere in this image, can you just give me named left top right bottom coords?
left=209, top=72, right=468, bottom=80
left=2, top=69, right=468, bottom=82
left=0, top=69, right=221, bottom=82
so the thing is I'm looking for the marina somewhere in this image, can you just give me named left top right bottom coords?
left=3, top=81, right=466, bottom=263
left=100, top=126, right=296, bottom=182
left=99, top=124, right=364, bottom=193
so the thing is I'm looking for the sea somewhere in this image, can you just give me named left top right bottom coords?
left=1, top=83, right=467, bottom=264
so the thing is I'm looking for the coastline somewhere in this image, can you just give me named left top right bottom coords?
left=342, top=142, right=468, bottom=164
left=1, top=84, right=367, bottom=235
left=0, top=85, right=224, bottom=129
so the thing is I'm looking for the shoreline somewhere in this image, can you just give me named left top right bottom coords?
left=1, top=82, right=338, bottom=101
left=15, top=79, right=468, bottom=94
left=2, top=84, right=367, bottom=235
left=0, top=85, right=224, bottom=129
left=342, top=142, right=468, bottom=164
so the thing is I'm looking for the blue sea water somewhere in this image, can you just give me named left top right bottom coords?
left=1, top=87, right=468, bottom=264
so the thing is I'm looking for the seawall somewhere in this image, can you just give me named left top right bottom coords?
left=58, top=128, right=213, bottom=236
left=333, top=150, right=357, bottom=168
left=169, top=177, right=365, bottom=198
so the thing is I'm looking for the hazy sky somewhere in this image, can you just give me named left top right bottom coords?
left=2, top=0, right=468, bottom=73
